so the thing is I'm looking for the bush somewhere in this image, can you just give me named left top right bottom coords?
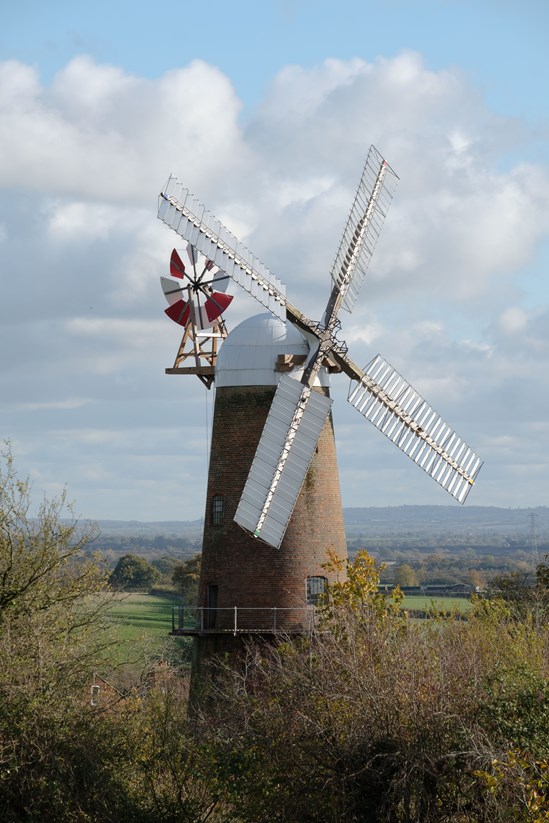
left=190, top=552, right=549, bottom=822
left=110, top=553, right=160, bottom=590
left=0, top=443, right=136, bottom=820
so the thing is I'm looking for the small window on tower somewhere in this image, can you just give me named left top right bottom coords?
left=306, top=575, right=327, bottom=605
left=211, top=495, right=224, bottom=526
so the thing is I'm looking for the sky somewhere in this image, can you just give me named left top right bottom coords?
left=1, top=0, right=548, bottom=523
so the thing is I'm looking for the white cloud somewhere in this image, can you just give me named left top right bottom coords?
left=499, top=307, right=529, bottom=334
left=16, top=398, right=91, bottom=411
left=65, top=316, right=166, bottom=342
left=0, top=60, right=41, bottom=106
left=346, top=319, right=385, bottom=347
left=47, top=201, right=121, bottom=241
left=462, top=340, right=494, bottom=357
left=50, top=56, right=139, bottom=119
left=0, top=56, right=249, bottom=202
left=1, top=51, right=548, bottom=517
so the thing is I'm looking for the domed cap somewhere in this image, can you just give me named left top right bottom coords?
left=216, top=313, right=330, bottom=388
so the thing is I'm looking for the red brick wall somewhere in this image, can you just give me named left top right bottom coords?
left=198, top=384, right=348, bottom=631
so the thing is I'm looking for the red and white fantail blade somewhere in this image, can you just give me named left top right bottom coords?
left=170, top=248, right=186, bottom=279
left=204, top=292, right=233, bottom=324
left=163, top=243, right=234, bottom=329
left=211, top=267, right=230, bottom=293
left=163, top=290, right=233, bottom=329
left=164, top=299, right=191, bottom=327
left=160, top=276, right=184, bottom=306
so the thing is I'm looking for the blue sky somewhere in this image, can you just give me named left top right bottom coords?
left=4, top=1, right=547, bottom=122
left=1, top=0, right=548, bottom=521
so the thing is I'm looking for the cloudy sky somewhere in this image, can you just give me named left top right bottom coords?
left=1, top=0, right=548, bottom=522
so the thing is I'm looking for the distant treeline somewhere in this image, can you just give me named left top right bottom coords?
left=87, top=533, right=201, bottom=557
left=83, top=506, right=547, bottom=587
left=344, top=504, right=549, bottom=535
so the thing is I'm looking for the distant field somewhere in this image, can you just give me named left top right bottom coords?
left=401, top=595, right=471, bottom=612
left=104, top=592, right=471, bottom=663
left=107, top=593, right=473, bottom=631
left=106, top=592, right=186, bottom=662
left=108, top=592, right=180, bottom=637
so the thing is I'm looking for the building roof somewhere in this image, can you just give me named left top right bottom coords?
left=216, top=312, right=330, bottom=388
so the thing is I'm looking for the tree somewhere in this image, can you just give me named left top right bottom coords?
left=469, top=568, right=486, bottom=590
left=172, top=553, right=201, bottom=605
left=0, top=446, right=228, bottom=820
left=0, top=443, right=136, bottom=820
left=191, top=551, right=549, bottom=822
left=394, top=561, right=419, bottom=587
left=0, top=445, right=106, bottom=619
left=537, top=555, right=549, bottom=589
left=109, top=553, right=160, bottom=590
left=151, top=554, right=180, bottom=580
left=488, top=568, right=549, bottom=628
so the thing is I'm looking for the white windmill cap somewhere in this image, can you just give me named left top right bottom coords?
left=215, top=313, right=330, bottom=388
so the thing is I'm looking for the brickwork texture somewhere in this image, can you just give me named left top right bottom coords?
left=198, top=384, right=348, bottom=632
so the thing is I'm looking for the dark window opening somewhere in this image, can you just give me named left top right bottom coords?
left=211, top=494, right=224, bottom=526
left=306, top=575, right=327, bottom=606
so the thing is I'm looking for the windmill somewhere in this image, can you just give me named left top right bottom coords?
left=158, top=145, right=483, bottom=555
left=161, top=244, right=233, bottom=387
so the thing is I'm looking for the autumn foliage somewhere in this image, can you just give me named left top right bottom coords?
left=1, top=444, right=547, bottom=821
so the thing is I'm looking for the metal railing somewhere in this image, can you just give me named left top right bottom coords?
left=172, top=605, right=316, bottom=636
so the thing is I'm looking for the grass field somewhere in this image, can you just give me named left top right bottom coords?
left=401, top=595, right=472, bottom=612
left=106, top=592, right=186, bottom=663
left=107, top=593, right=473, bottom=635
left=103, top=592, right=471, bottom=664
left=108, top=592, right=180, bottom=638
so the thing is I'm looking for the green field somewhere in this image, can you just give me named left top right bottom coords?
left=107, top=593, right=473, bottom=637
left=108, top=592, right=181, bottom=638
left=106, top=592, right=186, bottom=662
left=401, top=595, right=471, bottom=612
left=103, top=592, right=471, bottom=664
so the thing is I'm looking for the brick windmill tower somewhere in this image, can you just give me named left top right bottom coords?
left=194, top=312, right=348, bottom=663
left=158, top=146, right=482, bottom=669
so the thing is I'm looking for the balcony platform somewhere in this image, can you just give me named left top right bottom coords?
left=170, top=605, right=318, bottom=637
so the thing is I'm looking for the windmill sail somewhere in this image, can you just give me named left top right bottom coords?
left=330, top=146, right=398, bottom=314
left=348, top=354, right=483, bottom=503
left=158, top=177, right=287, bottom=319
left=235, top=375, right=332, bottom=549
left=158, top=146, right=482, bottom=551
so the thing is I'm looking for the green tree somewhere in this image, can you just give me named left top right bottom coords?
left=537, top=555, right=549, bottom=589
left=109, top=553, right=160, bottom=590
left=394, top=561, right=419, bottom=587
left=0, top=445, right=222, bottom=821
left=172, top=553, right=201, bottom=605
left=0, top=443, right=141, bottom=821
left=151, top=553, right=180, bottom=579
left=488, top=568, right=549, bottom=628
left=0, top=448, right=105, bottom=619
